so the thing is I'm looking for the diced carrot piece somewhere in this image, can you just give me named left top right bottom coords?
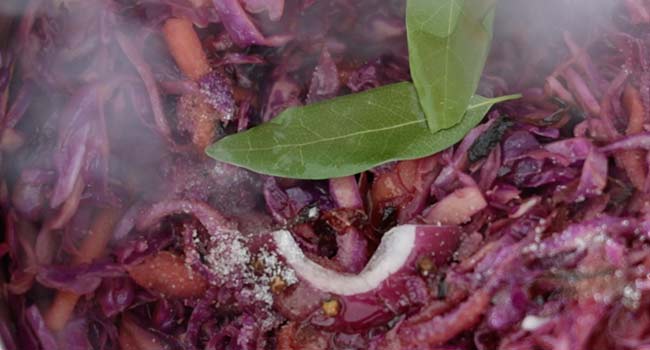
left=619, top=85, right=648, bottom=190
left=163, top=18, right=218, bottom=152
left=176, top=94, right=218, bottom=152
left=121, top=314, right=171, bottom=350
left=617, top=151, right=646, bottom=190
left=623, top=85, right=645, bottom=134
left=76, top=208, right=121, bottom=263
left=45, top=208, right=121, bottom=331
left=424, top=187, right=487, bottom=226
left=370, top=170, right=412, bottom=228
left=44, top=291, right=80, bottom=332
left=397, top=160, right=418, bottom=193
left=371, top=172, right=407, bottom=204
left=162, top=18, right=211, bottom=81
left=127, top=251, right=208, bottom=298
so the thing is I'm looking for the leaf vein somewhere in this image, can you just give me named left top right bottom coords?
left=226, top=120, right=423, bottom=152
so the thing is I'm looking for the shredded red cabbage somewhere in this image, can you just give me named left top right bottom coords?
left=2, top=0, right=650, bottom=349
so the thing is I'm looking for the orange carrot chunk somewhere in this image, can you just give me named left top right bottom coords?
left=624, top=85, right=645, bottom=134
left=176, top=94, right=218, bottom=151
left=120, top=314, right=170, bottom=350
left=75, top=208, right=122, bottom=264
left=162, top=18, right=211, bottom=81
left=127, top=251, right=208, bottom=298
left=44, top=208, right=121, bottom=331
left=44, top=291, right=80, bottom=332
left=618, top=85, right=648, bottom=190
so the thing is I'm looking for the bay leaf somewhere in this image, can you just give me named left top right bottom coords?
left=407, top=0, right=497, bottom=132
left=206, top=82, right=518, bottom=179
left=407, top=0, right=465, bottom=38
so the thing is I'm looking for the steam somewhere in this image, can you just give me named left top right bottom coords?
left=0, top=0, right=24, bottom=17
left=494, top=0, right=618, bottom=54
left=0, top=0, right=629, bottom=219
left=0, top=0, right=638, bottom=345
left=0, top=0, right=630, bottom=212
left=482, top=0, right=619, bottom=95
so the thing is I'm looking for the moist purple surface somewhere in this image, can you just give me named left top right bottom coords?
left=3, top=0, right=650, bottom=349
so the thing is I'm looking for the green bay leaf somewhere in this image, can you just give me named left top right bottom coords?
left=206, top=82, right=519, bottom=179
left=407, top=0, right=465, bottom=37
left=407, top=0, right=496, bottom=132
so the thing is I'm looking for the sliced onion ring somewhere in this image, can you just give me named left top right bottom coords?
left=273, top=224, right=459, bottom=296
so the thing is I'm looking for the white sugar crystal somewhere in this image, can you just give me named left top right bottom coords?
left=201, top=229, right=296, bottom=306
left=205, top=233, right=251, bottom=279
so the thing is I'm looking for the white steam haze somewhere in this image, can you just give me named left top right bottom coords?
left=0, top=1, right=632, bottom=348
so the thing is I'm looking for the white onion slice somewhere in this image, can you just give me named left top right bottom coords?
left=273, top=225, right=417, bottom=296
